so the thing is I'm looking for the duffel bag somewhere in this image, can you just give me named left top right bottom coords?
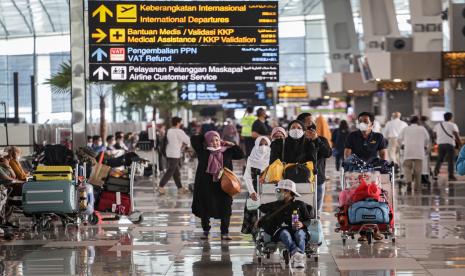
left=105, top=176, right=130, bottom=194
left=348, top=200, right=390, bottom=225
left=283, top=163, right=311, bottom=183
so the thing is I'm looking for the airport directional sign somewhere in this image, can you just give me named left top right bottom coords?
left=88, top=0, right=279, bottom=82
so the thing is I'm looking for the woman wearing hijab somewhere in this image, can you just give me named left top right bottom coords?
left=241, top=136, right=271, bottom=235
left=270, top=120, right=317, bottom=164
left=191, top=131, right=244, bottom=240
left=271, top=127, right=287, bottom=141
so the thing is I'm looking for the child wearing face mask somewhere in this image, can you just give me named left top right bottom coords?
left=241, top=136, right=271, bottom=235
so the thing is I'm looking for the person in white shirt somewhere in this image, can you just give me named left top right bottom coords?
left=158, top=117, right=191, bottom=194
left=398, top=116, right=430, bottom=192
left=382, top=112, right=408, bottom=164
left=434, top=112, right=462, bottom=181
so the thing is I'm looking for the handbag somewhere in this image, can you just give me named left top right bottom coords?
left=220, top=167, right=241, bottom=197
left=246, top=197, right=261, bottom=211
left=264, top=159, right=284, bottom=183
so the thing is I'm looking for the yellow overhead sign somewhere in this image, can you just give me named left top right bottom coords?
left=116, top=4, right=137, bottom=23
left=92, top=4, right=113, bottom=23
left=109, top=28, right=126, bottom=43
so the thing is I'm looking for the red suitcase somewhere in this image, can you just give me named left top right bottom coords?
left=96, top=191, right=131, bottom=215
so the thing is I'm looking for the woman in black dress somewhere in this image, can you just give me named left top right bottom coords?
left=191, top=131, right=244, bottom=240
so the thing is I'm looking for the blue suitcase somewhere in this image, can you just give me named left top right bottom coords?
left=22, top=180, right=78, bottom=215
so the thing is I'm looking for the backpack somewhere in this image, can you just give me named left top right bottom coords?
left=283, top=163, right=311, bottom=183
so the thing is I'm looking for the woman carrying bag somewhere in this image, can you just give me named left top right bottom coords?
left=191, top=131, right=244, bottom=241
left=241, top=136, right=271, bottom=235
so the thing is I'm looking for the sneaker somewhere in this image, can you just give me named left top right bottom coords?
left=158, top=187, right=165, bottom=195
left=292, top=252, right=306, bottom=269
left=449, top=175, right=458, bottom=181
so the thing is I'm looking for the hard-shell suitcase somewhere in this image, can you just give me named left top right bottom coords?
left=22, top=180, right=77, bottom=215
left=34, top=165, right=73, bottom=181
left=105, top=176, right=130, bottom=193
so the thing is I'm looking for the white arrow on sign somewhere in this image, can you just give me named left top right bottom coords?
left=93, top=66, right=109, bottom=80
left=180, top=93, right=188, bottom=100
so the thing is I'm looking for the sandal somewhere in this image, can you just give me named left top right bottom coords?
left=358, top=235, right=368, bottom=243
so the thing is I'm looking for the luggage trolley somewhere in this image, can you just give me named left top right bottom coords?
left=255, top=174, right=320, bottom=265
left=336, top=167, right=396, bottom=245
left=91, top=161, right=144, bottom=224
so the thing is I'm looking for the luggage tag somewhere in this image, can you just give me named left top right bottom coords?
left=112, top=192, right=122, bottom=213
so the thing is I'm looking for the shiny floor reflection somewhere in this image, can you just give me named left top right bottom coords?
left=1, top=160, right=465, bottom=275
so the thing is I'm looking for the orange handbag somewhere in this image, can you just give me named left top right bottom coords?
left=220, top=168, right=241, bottom=197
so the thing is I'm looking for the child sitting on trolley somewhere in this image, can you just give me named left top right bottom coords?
left=256, top=179, right=313, bottom=269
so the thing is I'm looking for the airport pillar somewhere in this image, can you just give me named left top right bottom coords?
left=70, top=0, right=87, bottom=149
left=444, top=79, right=456, bottom=114
left=322, top=0, right=360, bottom=73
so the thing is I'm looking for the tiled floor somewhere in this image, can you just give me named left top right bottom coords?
left=1, top=159, right=465, bottom=275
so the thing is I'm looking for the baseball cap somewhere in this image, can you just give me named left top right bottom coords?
left=276, top=179, right=301, bottom=197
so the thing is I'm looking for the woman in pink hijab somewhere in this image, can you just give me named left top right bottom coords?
left=191, top=130, right=244, bottom=240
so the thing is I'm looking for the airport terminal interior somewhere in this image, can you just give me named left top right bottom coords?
left=1, top=0, right=465, bottom=275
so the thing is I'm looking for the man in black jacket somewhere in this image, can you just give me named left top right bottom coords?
left=297, top=113, right=332, bottom=214
left=258, top=179, right=312, bottom=269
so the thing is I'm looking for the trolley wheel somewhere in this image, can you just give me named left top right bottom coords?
left=283, top=250, right=290, bottom=265
left=367, top=232, right=372, bottom=245
left=3, top=230, right=14, bottom=241
left=257, top=257, right=262, bottom=265
left=314, top=256, right=319, bottom=262
left=392, top=238, right=396, bottom=244
left=266, top=253, right=271, bottom=259
left=342, top=238, right=346, bottom=246
left=129, top=213, right=144, bottom=224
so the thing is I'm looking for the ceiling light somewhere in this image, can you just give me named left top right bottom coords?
left=375, top=78, right=381, bottom=82
left=432, top=88, right=439, bottom=92
left=323, top=96, right=330, bottom=99
left=347, top=90, right=354, bottom=93
left=393, top=79, right=402, bottom=82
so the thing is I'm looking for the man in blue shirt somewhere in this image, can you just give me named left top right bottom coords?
left=91, top=135, right=105, bottom=154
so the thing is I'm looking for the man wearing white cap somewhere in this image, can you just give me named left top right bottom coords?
left=257, top=179, right=312, bottom=269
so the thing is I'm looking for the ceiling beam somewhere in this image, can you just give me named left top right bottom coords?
left=10, top=0, right=33, bottom=34
left=38, top=0, right=56, bottom=32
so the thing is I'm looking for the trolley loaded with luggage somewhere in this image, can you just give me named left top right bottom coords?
left=335, top=154, right=396, bottom=245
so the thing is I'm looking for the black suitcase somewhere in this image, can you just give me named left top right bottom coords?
left=105, top=176, right=130, bottom=193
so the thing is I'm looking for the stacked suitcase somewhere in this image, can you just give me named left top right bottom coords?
left=22, top=166, right=78, bottom=216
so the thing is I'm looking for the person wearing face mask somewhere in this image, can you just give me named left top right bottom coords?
left=257, top=179, right=313, bottom=269
left=241, top=136, right=271, bottom=235
left=269, top=120, right=317, bottom=165
left=296, top=113, right=332, bottom=214
left=344, top=112, right=388, bottom=162
left=6, top=146, right=29, bottom=181
left=191, top=131, right=244, bottom=241
left=271, top=127, right=287, bottom=141
left=91, top=135, right=105, bottom=154
left=252, top=108, right=272, bottom=139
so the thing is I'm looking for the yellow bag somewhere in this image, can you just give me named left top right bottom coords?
left=264, top=159, right=284, bottom=183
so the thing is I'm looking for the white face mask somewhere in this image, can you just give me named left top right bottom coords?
left=259, top=145, right=270, bottom=154
left=289, top=129, right=304, bottom=139
left=358, top=122, right=370, bottom=132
